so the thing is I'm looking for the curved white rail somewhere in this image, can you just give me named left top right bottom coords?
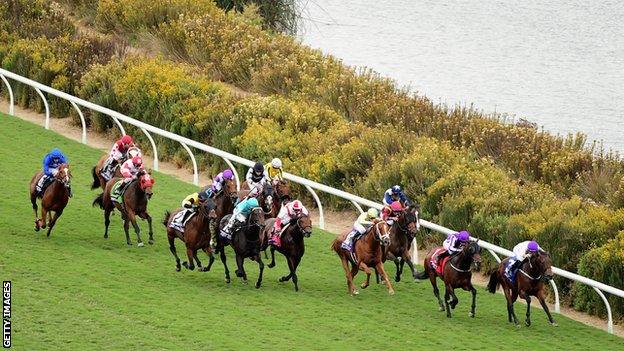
left=0, top=74, right=14, bottom=116
left=0, top=67, right=620, bottom=334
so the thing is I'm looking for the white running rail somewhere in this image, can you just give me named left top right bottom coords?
left=1, top=68, right=621, bottom=334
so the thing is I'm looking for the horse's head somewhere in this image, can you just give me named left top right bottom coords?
left=275, top=180, right=291, bottom=202
left=139, top=172, right=155, bottom=199
left=531, top=251, right=553, bottom=282
left=199, top=197, right=217, bottom=220
left=463, top=241, right=482, bottom=269
left=373, top=220, right=391, bottom=246
left=249, top=207, right=266, bottom=229
left=223, top=178, right=238, bottom=203
left=296, top=213, right=313, bottom=238
left=56, top=164, right=72, bottom=188
left=398, top=205, right=420, bottom=234
left=126, top=146, right=142, bottom=159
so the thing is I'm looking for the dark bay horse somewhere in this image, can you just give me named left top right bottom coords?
left=487, top=251, right=557, bottom=327
left=416, top=241, right=482, bottom=318
left=206, top=178, right=237, bottom=235
left=29, top=164, right=71, bottom=237
left=267, top=180, right=291, bottom=217
left=163, top=198, right=217, bottom=272
left=92, top=172, right=155, bottom=246
left=209, top=208, right=266, bottom=287
left=383, top=206, right=421, bottom=282
left=332, top=220, right=394, bottom=296
left=264, top=214, right=313, bottom=291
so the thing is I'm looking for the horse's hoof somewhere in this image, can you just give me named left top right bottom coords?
left=255, top=282, right=261, bottom=289
left=515, top=324, right=521, bottom=329
left=414, top=279, right=421, bottom=283
left=388, top=290, right=395, bottom=296
left=103, top=234, right=108, bottom=239
left=242, top=279, right=248, bottom=285
left=137, top=242, right=144, bottom=247
left=438, top=306, right=445, bottom=312
left=351, top=289, right=359, bottom=296
left=395, top=277, right=401, bottom=283
left=34, top=226, right=40, bottom=232
left=446, top=314, right=452, bottom=318
left=279, top=277, right=286, bottom=282
left=225, top=278, right=231, bottom=284
left=551, top=322, right=558, bottom=327
left=175, top=266, right=181, bottom=272
left=127, top=241, right=132, bottom=246
left=360, top=283, right=369, bottom=289
left=469, top=312, right=475, bottom=318
left=148, top=239, right=154, bottom=245
left=267, top=263, right=275, bottom=268
left=236, top=271, right=244, bottom=278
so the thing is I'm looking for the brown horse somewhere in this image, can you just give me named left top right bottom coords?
left=92, top=172, right=155, bottom=246
left=205, top=178, right=238, bottom=233
left=163, top=198, right=218, bottom=272
left=208, top=207, right=266, bottom=287
left=91, top=147, right=141, bottom=190
left=487, top=251, right=557, bottom=327
left=264, top=213, right=313, bottom=291
left=416, top=241, right=482, bottom=318
left=383, top=206, right=421, bottom=282
left=29, top=164, right=71, bottom=237
left=332, top=220, right=395, bottom=296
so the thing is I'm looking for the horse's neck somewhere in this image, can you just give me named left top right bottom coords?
left=360, top=229, right=380, bottom=251
left=392, top=224, right=408, bottom=243
left=522, top=258, right=542, bottom=276
left=48, top=180, right=67, bottom=197
left=453, top=250, right=473, bottom=269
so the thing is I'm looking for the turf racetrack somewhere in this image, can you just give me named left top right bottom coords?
left=0, top=115, right=621, bottom=350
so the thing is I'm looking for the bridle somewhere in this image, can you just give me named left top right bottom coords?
left=449, top=242, right=480, bottom=273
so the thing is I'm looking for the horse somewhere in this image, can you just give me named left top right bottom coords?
left=416, top=241, right=482, bottom=318
left=209, top=207, right=266, bottom=288
left=29, top=164, right=71, bottom=237
left=92, top=172, right=155, bottom=246
left=267, top=180, right=291, bottom=217
left=264, top=213, right=313, bottom=291
left=206, top=178, right=238, bottom=234
left=382, top=205, right=421, bottom=282
left=487, top=251, right=557, bottom=327
left=163, top=198, right=218, bottom=272
left=332, top=220, right=395, bottom=296
left=91, top=147, right=141, bottom=190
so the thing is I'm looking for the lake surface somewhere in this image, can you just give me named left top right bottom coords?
left=299, top=0, right=624, bottom=154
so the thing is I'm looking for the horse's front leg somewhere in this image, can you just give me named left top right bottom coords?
left=103, top=209, right=112, bottom=239
left=375, top=261, right=395, bottom=295
left=430, top=273, right=444, bottom=311
left=219, top=246, right=230, bottom=283
left=235, top=254, right=247, bottom=284
left=142, top=212, right=154, bottom=245
left=359, top=262, right=372, bottom=289
left=339, top=255, right=357, bottom=295
left=168, top=233, right=182, bottom=271
left=290, top=256, right=301, bottom=292
left=268, top=246, right=277, bottom=268
left=39, top=206, right=48, bottom=229
left=123, top=219, right=132, bottom=246
left=537, top=290, right=557, bottom=326
left=393, top=258, right=401, bottom=282
left=254, top=254, right=265, bottom=289
left=403, top=253, right=418, bottom=281
left=468, top=284, right=477, bottom=318
left=199, top=247, right=213, bottom=272
left=126, top=211, right=143, bottom=247
left=46, top=210, right=63, bottom=237
left=31, top=194, right=40, bottom=231
left=444, top=284, right=453, bottom=318
left=524, top=294, right=532, bottom=326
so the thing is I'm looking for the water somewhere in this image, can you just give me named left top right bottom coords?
left=299, top=0, right=624, bottom=154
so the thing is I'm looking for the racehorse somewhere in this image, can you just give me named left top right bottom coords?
left=266, top=180, right=291, bottom=217
left=209, top=207, right=266, bottom=288
left=264, top=213, right=313, bottom=291
left=91, top=147, right=141, bottom=190
left=206, top=178, right=237, bottom=233
left=29, top=164, right=71, bottom=237
left=92, top=172, right=155, bottom=246
left=416, top=241, right=481, bottom=318
left=487, top=251, right=557, bottom=327
left=332, top=220, right=395, bottom=296
left=163, top=198, right=217, bottom=272
left=383, top=206, right=421, bottom=282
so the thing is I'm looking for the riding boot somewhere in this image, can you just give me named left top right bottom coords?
left=341, top=230, right=357, bottom=251
left=36, top=175, right=48, bottom=194
left=436, top=250, right=450, bottom=267
left=68, top=186, right=73, bottom=198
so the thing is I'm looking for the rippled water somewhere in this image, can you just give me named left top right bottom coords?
left=299, top=0, right=624, bottom=154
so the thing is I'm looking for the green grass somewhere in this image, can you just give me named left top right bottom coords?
left=0, top=115, right=621, bottom=350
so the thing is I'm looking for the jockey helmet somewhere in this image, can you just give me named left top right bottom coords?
left=253, top=162, right=264, bottom=174
left=198, top=191, right=208, bottom=202
left=222, top=169, right=234, bottom=179
left=390, top=201, right=403, bottom=212
left=121, top=135, right=133, bottom=145
left=367, top=208, right=379, bottom=218
left=527, top=241, right=539, bottom=252
left=271, top=158, right=282, bottom=169
left=291, top=200, right=303, bottom=212
left=391, top=185, right=401, bottom=194
left=132, top=156, right=143, bottom=166
left=458, top=230, right=470, bottom=242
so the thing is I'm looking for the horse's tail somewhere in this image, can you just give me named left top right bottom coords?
left=92, top=193, right=104, bottom=209
left=162, top=210, right=171, bottom=227
left=331, top=238, right=342, bottom=254
left=91, top=167, right=100, bottom=190
left=487, top=270, right=500, bottom=294
left=415, top=268, right=429, bottom=280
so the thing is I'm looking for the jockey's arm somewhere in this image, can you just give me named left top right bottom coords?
left=383, top=191, right=393, bottom=205
left=245, top=169, right=254, bottom=184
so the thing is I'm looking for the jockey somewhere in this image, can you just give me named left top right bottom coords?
left=264, top=158, right=284, bottom=182
left=176, top=191, right=209, bottom=225
left=341, top=208, right=379, bottom=251
left=220, top=197, right=260, bottom=242
left=37, top=148, right=70, bottom=196
left=102, top=135, right=134, bottom=177
left=381, top=201, right=404, bottom=225
left=270, top=200, right=309, bottom=247
left=206, top=169, right=234, bottom=198
left=508, top=240, right=541, bottom=274
left=437, top=230, right=471, bottom=263
left=246, top=162, right=267, bottom=189
left=383, top=185, right=412, bottom=206
left=113, top=156, right=144, bottom=198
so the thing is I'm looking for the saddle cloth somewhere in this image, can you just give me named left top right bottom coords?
left=430, top=248, right=450, bottom=275
left=504, top=258, right=519, bottom=283
left=169, top=209, right=196, bottom=233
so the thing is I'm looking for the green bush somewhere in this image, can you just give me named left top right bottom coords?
left=573, top=231, right=624, bottom=320
left=0, top=0, right=75, bottom=39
